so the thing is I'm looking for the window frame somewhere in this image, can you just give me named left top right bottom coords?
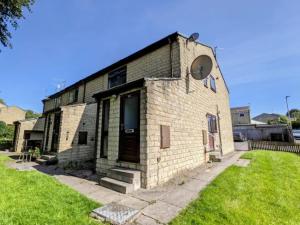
left=207, top=114, right=218, bottom=133
left=108, top=66, right=127, bottom=89
left=78, top=131, right=88, bottom=145
left=100, top=99, right=110, bottom=158
left=203, top=77, right=208, bottom=88
left=69, top=88, right=79, bottom=104
left=210, top=75, right=217, bottom=92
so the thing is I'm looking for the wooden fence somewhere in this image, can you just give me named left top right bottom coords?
left=249, top=141, right=300, bottom=153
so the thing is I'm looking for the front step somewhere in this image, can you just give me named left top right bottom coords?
left=36, top=155, right=58, bottom=165
left=41, top=155, right=57, bottom=161
left=209, top=152, right=223, bottom=162
left=99, top=167, right=141, bottom=194
left=100, top=177, right=134, bottom=194
left=36, top=158, right=47, bottom=165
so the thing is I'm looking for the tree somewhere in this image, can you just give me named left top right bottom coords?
left=25, top=110, right=41, bottom=119
left=0, top=121, right=14, bottom=139
left=0, top=98, right=5, bottom=105
left=268, top=115, right=289, bottom=125
left=0, top=0, right=35, bottom=49
left=287, top=109, right=300, bottom=120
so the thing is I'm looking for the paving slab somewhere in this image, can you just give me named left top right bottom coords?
left=118, top=196, right=149, bottom=210
left=72, top=182, right=102, bottom=195
left=180, top=177, right=208, bottom=192
left=132, top=214, right=160, bottom=225
left=130, top=187, right=169, bottom=203
left=160, top=187, right=198, bottom=208
left=87, top=188, right=124, bottom=204
left=142, top=201, right=181, bottom=224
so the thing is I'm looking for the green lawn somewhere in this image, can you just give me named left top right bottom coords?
left=0, top=154, right=102, bottom=225
left=171, top=151, right=300, bottom=225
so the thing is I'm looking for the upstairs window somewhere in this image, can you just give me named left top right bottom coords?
left=208, top=114, right=218, bottom=133
left=78, top=131, right=88, bottom=145
left=240, top=113, right=245, bottom=117
left=210, top=75, right=216, bottom=92
left=54, top=97, right=61, bottom=107
left=108, top=66, right=127, bottom=89
left=69, top=88, right=79, bottom=103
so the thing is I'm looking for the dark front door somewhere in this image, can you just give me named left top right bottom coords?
left=119, top=91, right=140, bottom=163
left=51, top=112, right=61, bottom=152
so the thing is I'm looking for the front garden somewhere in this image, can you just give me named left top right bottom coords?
left=0, top=154, right=102, bottom=225
left=171, top=151, right=300, bottom=225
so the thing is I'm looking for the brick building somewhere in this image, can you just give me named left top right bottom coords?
left=42, top=32, right=234, bottom=190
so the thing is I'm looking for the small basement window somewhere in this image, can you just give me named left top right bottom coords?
left=210, top=75, right=216, bottom=92
left=108, top=66, right=127, bottom=89
left=78, top=132, right=88, bottom=145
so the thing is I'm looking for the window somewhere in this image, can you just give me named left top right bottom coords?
left=101, top=99, right=110, bottom=158
left=240, top=113, right=245, bottom=117
left=210, top=75, right=216, bottom=92
left=207, top=114, right=218, bottom=133
left=54, top=97, right=61, bottom=107
left=108, top=66, right=127, bottom=89
left=78, top=132, right=88, bottom=145
left=203, top=77, right=208, bottom=87
left=69, top=88, right=79, bottom=103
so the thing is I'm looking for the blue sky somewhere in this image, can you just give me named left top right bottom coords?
left=0, top=0, right=299, bottom=117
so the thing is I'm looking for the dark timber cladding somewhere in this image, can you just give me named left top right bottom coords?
left=43, top=32, right=180, bottom=101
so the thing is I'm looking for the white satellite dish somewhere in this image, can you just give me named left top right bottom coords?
left=190, top=55, right=213, bottom=80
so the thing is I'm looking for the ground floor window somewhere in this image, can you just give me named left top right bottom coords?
left=208, top=114, right=218, bottom=133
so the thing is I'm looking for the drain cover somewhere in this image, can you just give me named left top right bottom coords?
left=91, top=203, right=139, bottom=224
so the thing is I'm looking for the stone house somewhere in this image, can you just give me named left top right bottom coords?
left=231, top=106, right=251, bottom=126
left=42, top=32, right=234, bottom=190
left=0, top=104, right=26, bottom=125
left=13, top=118, right=45, bottom=153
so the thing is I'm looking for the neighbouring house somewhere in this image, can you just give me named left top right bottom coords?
left=231, top=106, right=251, bottom=125
left=232, top=107, right=292, bottom=142
left=0, top=104, right=26, bottom=125
left=253, top=113, right=281, bottom=124
left=13, top=118, right=45, bottom=153
left=41, top=32, right=234, bottom=190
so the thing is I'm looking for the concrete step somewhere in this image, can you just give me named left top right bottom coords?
left=107, top=168, right=141, bottom=186
left=41, top=155, right=57, bottom=161
left=36, top=158, right=47, bottom=165
left=100, top=177, right=134, bottom=194
left=209, top=152, right=223, bottom=162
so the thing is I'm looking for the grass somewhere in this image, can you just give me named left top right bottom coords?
left=171, top=151, right=300, bottom=225
left=0, top=154, right=102, bottom=225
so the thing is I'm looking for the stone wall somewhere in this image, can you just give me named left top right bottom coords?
left=13, top=118, right=45, bottom=153
left=56, top=103, right=97, bottom=164
left=231, top=107, right=251, bottom=125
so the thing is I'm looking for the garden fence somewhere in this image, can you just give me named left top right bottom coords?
left=249, top=141, right=300, bottom=153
